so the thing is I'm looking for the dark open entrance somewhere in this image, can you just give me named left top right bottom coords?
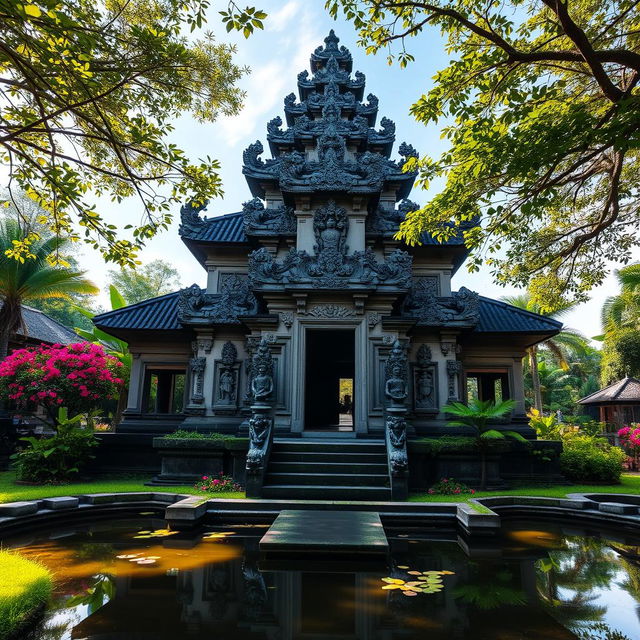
left=305, top=329, right=355, bottom=431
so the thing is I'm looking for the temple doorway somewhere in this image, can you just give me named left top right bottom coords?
left=305, top=329, right=355, bottom=431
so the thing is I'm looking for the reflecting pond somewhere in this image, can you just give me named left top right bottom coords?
left=6, top=516, right=640, bottom=639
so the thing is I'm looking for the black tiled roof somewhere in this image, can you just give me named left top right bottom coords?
left=181, top=210, right=467, bottom=247
left=94, top=290, right=560, bottom=336
left=474, top=297, right=562, bottom=334
left=1, top=303, right=80, bottom=345
left=94, top=292, right=181, bottom=332
left=578, top=377, right=640, bottom=405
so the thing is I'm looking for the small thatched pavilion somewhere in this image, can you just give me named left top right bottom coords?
left=578, top=377, right=640, bottom=427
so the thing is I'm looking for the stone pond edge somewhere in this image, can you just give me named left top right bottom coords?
left=2, top=491, right=640, bottom=537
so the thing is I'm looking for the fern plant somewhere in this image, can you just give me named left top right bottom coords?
left=442, top=398, right=524, bottom=489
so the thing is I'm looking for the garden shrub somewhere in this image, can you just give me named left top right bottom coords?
left=195, top=472, right=242, bottom=493
left=12, top=412, right=98, bottom=483
left=560, top=435, right=626, bottom=483
left=0, top=550, right=53, bottom=639
left=427, top=477, right=475, bottom=496
left=0, top=342, right=124, bottom=417
left=163, top=430, right=226, bottom=440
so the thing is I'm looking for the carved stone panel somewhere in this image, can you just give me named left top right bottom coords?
left=213, top=341, right=240, bottom=411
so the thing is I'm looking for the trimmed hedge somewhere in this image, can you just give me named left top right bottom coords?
left=560, top=436, right=627, bottom=484
left=0, top=550, right=53, bottom=638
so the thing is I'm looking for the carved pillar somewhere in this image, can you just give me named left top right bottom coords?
left=384, top=339, right=409, bottom=500
left=245, top=338, right=275, bottom=498
left=413, top=344, right=437, bottom=413
left=189, top=357, right=206, bottom=407
left=446, top=360, right=463, bottom=402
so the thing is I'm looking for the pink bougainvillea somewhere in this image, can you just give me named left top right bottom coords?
left=618, top=425, right=640, bottom=448
left=0, top=342, right=124, bottom=415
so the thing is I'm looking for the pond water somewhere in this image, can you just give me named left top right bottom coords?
left=7, top=514, right=640, bottom=640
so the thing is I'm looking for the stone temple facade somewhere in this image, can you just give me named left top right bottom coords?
left=95, top=32, right=561, bottom=495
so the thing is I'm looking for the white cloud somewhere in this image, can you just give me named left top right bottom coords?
left=267, top=0, right=300, bottom=32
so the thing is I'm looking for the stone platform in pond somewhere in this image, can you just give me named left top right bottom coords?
left=259, top=509, right=388, bottom=555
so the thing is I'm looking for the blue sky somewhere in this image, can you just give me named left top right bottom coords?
left=84, top=0, right=627, bottom=339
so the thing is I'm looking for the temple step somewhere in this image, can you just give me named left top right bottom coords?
left=265, top=473, right=388, bottom=487
left=261, top=439, right=391, bottom=500
left=260, top=485, right=392, bottom=501
left=270, top=451, right=387, bottom=464
left=268, top=461, right=388, bottom=474
left=272, top=439, right=385, bottom=454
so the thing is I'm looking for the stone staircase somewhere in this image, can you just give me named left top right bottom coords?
left=261, top=439, right=391, bottom=500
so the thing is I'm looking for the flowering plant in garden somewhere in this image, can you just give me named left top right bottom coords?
left=428, top=478, right=475, bottom=496
left=0, top=342, right=124, bottom=417
left=618, top=425, right=640, bottom=449
left=196, top=472, right=242, bottom=493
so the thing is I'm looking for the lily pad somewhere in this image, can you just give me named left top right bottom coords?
left=402, top=590, right=418, bottom=597
left=381, top=584, right=403, bottom=590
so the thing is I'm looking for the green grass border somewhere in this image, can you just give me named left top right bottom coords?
left=0, top=550, right=53, bottom=639
left=0, top=472, right=244, bottom=504
left=409, top=474, right=640, bottom=503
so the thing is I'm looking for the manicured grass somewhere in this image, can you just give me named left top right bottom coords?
left=0, top=472, right=245, bottom=504
left=409, top=474, right=640, bottom=503
left=0, top=550, right=53, bottom=638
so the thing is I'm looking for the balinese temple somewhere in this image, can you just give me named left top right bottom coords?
left=95, top=32, right=561, bottom=497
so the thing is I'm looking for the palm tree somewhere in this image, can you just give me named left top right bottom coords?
left=600, top=263, right=640, bottom=335
left=501, top=292, right=589, bottom=413
left=0, top=219, right=98, bottom=360
left=442, top=398, right=523, bottom=489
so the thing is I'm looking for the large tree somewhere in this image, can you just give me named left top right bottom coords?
left=0, top=0, right=266, bottom=266
left=328, top=0, right=640, bottom=309
left=501, top=292, right=588, bottom=412
left=108, top=259, right=181, bottom=304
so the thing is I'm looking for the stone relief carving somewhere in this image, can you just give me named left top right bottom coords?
left=402, top=280, right=480, bottom=327
left=242, top=197, right=296, bottom=234
left=250, top=339, right=274, bottom=404
left=246, top=414, right=272, bottom=475
left=216, top=341, right=238, bottom=406
left=178, top=200, right=209, bottom=237
left=188, top=356, right=206, bottom=406
left=384, top=339, right=408, bottom=408
left=413, top=344, right=437, bottom=411
left=386, top=414, right=408, bottom=475
left=279, top=312, right=294, bottom=329
left=178, top=275, right=258, bottom=325
left=367, top=311, right=380, bottom=328
left=306, top=304, right=355, bottom=318
left=248, top=236, right=412, bottom=290
left=367, top=199, right=418, bottom=233
left=446, top=359, right=463, bottom=402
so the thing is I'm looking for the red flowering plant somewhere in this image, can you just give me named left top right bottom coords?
left=0, top=342, right=125, bottom=420
left=427, top=478, right=476, bottom=496
left=617, top=425, right=640, bottom=470
left=196, top=472, right=242, bottom=493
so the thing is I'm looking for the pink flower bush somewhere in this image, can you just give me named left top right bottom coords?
left=618, top=424, right=640, bottom=449
left=196, top=472, right=242, bottom=493
left=0, top=342, right=124, bottom=415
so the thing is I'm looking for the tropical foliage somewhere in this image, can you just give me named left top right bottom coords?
left=328, top=0, right=640, bottom=307
left=108, top=260, right=181, bottom=304
left=0, top=0, right=266, bottom=266
left=502, top=293, right=590, bottom=412
left=12, top=408, right=99, bottom=482
left=599, top=263, right=640, bottom=383
left=0, top=218, right=98, bottom=359
left=443, top=397, right=523, bottom=488
left=560, top=434, right=626, bottom=483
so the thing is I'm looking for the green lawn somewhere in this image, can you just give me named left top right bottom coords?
left=2, top=471, right=639, bottom=506
left=0, top=472, right=244, bottom=504
left=409, top=474, right=640, bottom=503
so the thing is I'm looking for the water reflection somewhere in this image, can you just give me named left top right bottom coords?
left=7, top=518, right=640, bottom=640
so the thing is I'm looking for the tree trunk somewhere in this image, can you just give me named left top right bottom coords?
left=0, top=327, right=14, bottom=470
left=114, top=386, right=128, bottom=428
left=529, top=346, right=543, bottom=413
left=480, top=449, right=487, bottom=491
